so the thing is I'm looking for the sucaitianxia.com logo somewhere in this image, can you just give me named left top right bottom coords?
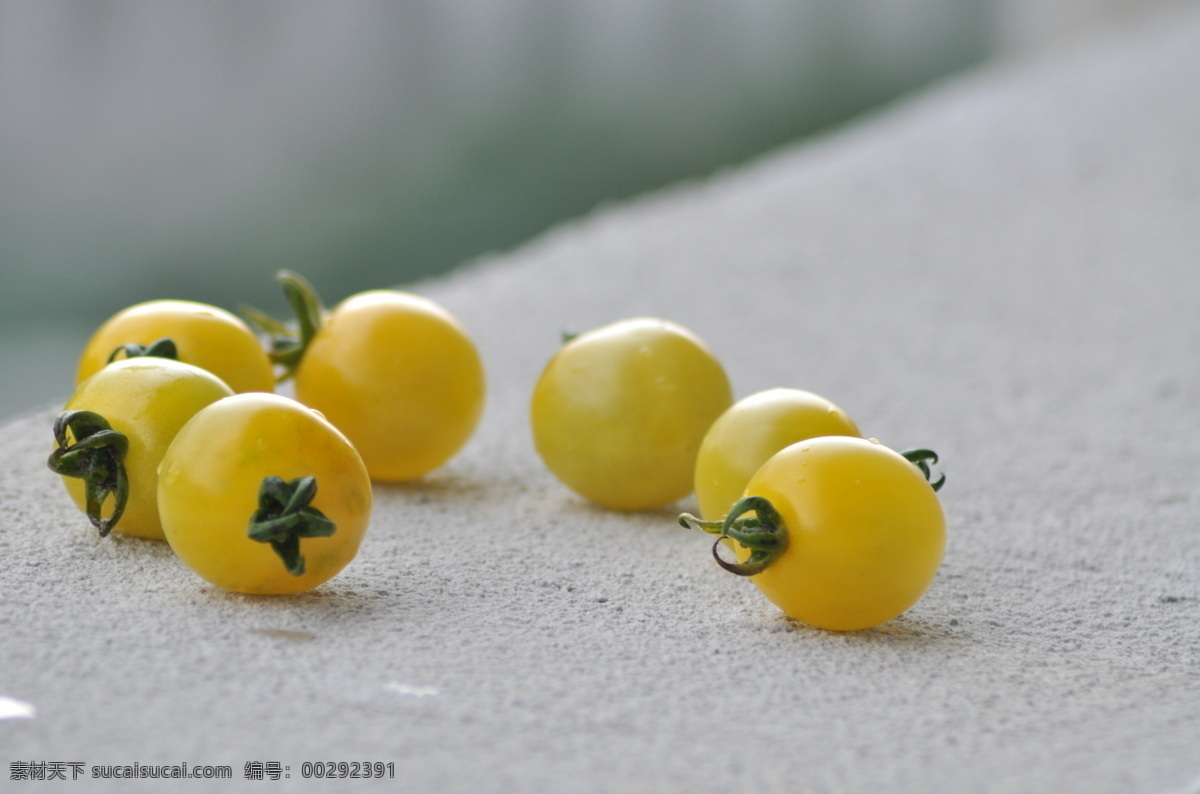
left=10, top=761, right=233, bottom=781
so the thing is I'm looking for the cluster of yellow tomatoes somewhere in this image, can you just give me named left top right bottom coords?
left=50, top=271, right=483, bottom=595
left=529, top=318, right=946, bottom=631
left=50, top=273, right=945, bottom=630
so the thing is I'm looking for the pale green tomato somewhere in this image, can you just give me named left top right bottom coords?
left=693, top=388, right=861, bottom=521
left=720, top=436, right=945, bottom=631
left=51, top=358, right=234, bottom=539
left=158, top=393, right=372, bottom=595
left=77, top=300, right=275, bottom=394
left=530, top=317, right=733, bottom=511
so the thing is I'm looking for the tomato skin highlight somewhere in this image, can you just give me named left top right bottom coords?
left=57, top=358, right=235, bottom=539
left=694, top=388, right=861, bottom=522
left=292, top=291, right=485, bottom=482
left=530, top=317, right=733, bottom=511
left=76, top=300, right=275, bottom=394
left=158, top=393, right=372, bottom=595
left=738, top=436, right=945, bottom=631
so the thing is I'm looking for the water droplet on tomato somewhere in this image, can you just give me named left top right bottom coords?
left=160, top=459, right=181, bottom=484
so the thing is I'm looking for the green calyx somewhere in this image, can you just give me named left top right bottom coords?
left=247, top=475, right=336, bottom=577
left=901, top=448, right=945, bottom=492
left=47, top=411, right=130, bottom=538
left=678, top=495, right=789, bottom=577
left=106, top=337, right=178, bottom=364
left=240, top=270, right=325, bottom=381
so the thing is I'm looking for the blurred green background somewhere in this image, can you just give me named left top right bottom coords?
left=0, top=0, right=1166, bottom=418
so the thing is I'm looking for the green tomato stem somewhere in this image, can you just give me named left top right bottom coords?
left=679, top=495, right=789, bottom=577
left=47, top=411, right=130, bottom=538
left=247, top=475, right=337, bottom=576
left=106, top=337, right=179, bottom=364
left=239, top=270, right=326, bottom=381
left=900, top=448, right=945, bottom=492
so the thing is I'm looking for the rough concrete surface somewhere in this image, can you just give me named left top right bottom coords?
left=2, top=5, right=1199, bottom=792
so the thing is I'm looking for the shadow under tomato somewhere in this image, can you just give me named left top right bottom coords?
left=769, top=612, right=970, bottom=648
left=370, top=470, right=508, bottom=510
left=551, top=492, right=697, bottom=525
left=195, top=578, right=388, bottom=615
left=247, top=627, right=317, bottom=641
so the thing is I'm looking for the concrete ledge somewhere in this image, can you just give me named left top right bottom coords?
left=3, top=5, right=1199, bottom=792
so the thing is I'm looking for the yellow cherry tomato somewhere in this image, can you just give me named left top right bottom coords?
left=49, top=358, right=234, bottom=539
left=291, top=290, right=486, bottom=482
left=530, top=317, right=733, bottom=511
left=693, top=388, right=861, bottom=521
left=77, top=299, right=275, bottom=394
left=683, top=436, right=945, bottom=631
left=158, top=393, right=372, bottom=594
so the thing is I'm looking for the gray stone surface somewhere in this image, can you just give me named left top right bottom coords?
left=2, top=5, right=1199, bottom=792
